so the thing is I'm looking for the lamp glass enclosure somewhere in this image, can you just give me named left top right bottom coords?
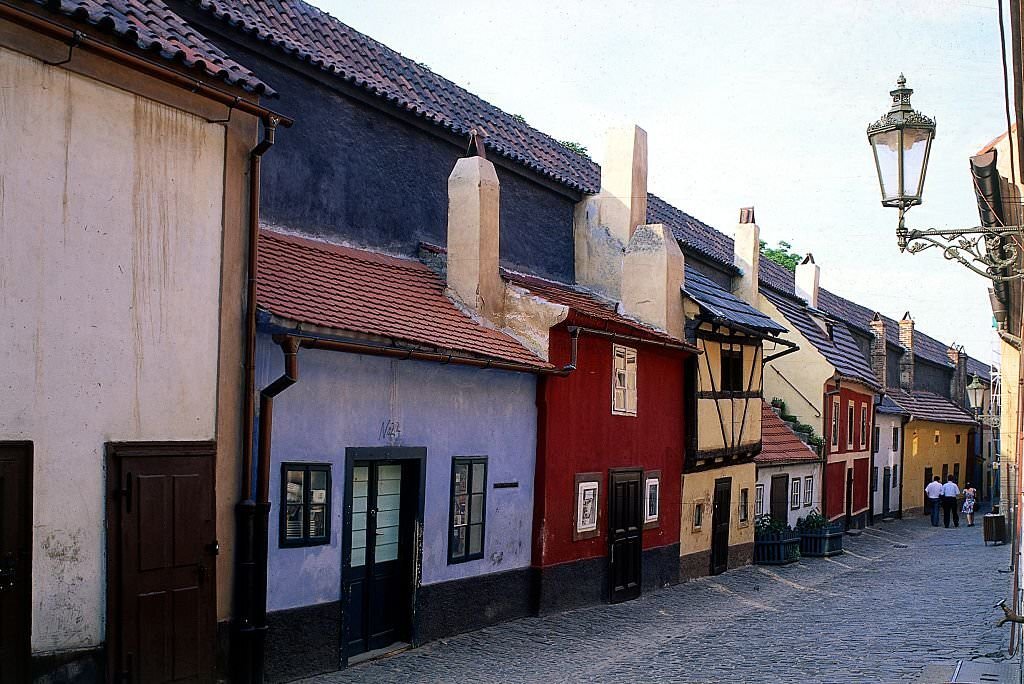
left=866, top=75, right=936, bottom=209
left=967, top=373, right=986, bottom=411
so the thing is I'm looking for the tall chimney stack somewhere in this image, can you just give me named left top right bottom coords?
left=600, top=125, right=648, bottom=244
left=621, top=224, right=685, bottom=337
left=870, top=313, right=888, bottom=389
left=447, top=153, right=504, bottom=322
left=733, top=207, right=760, bottom=306
left=795, top=254, right=820, bottom=309
left=948, top=345, right=968, bottom=406
left=898, top=312, right=915, bottom=391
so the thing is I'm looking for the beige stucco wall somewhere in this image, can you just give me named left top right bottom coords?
left=758, top=296, right=833, bottom=436
left=0, top=45, right=229, bottom=653
left=1000, top=338, right=1019, bottom=517
left=754, top=461, right=821, bottom=529
left=680, top=463, right=756, bottom=556
left=695, top=336, right=762, bottom=451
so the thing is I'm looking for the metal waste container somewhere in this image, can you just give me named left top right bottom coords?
left=984, top=513, right=1007, bottom=545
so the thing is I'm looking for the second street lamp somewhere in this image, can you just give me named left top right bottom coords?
left=866, top=75, right=1024, bottom=281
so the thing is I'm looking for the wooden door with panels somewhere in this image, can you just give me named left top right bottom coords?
left=710, top=478, right=732, bottom=575
left=106, top=442, right=217, bottom=683
left=0, top=442, right=32, bottom=684
left=608, top=469, right=642, bottom=604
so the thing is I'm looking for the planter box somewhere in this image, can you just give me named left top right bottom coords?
left=799, top=523, right=844, bottom=557
left=754, top=531, right=800, bottom=565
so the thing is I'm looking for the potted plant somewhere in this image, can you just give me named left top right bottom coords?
left=795, top=509, right=844, bottom=557
left=754, top=514, right=800, bottom=565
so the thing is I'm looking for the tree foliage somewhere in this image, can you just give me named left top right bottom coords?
left=759, top=239, right=802, bottom=272
left=558, top=140, right=590, bottom=158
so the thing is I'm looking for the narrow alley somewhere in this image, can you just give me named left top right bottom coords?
left=304, top=517, right=1012, bottom=684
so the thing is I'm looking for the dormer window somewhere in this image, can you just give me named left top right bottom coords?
left=612, top=345, right=638, bottom=416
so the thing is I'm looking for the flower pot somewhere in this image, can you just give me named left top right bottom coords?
left=754, top=530, right=801, bottom=565
left=798, top=522, right=845, bottom=557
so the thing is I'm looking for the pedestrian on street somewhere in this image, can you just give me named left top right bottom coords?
left=962, top=482, right=978, bottom=527
left=941, top=475, right=961, bottom=529
left=925, top=476, right=943, bottom=527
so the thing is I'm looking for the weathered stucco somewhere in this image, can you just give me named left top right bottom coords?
left=0, top=46, right=226, bottom=652
left=680, top=464, right=756, bottom=556
left=903, top=420, right=972, bottom=511
left=873, top=412, right=903, bottom=516
left=447, top=156, right=504, bottom=321
left=621, top=224, right=685, bottom=338
left=256, top=338, right=538, bottom=612
left=696, top=335, right=763, bottom=451
left=755, top=462, right=822, bottom=528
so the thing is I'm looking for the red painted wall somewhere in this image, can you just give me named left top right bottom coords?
left=825, top=461, right=846, bottom=519
left=853, top=457, right=870, bottom=511
left=533, top=324, right=687, bottom=567
left=824, top=385, right=874, bottom=454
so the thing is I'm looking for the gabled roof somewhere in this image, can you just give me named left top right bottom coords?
left=257, top=230, right=551, bottom=368
left=761, top=287, right=880, bottom=389
left=885, top=389, right=977, bottom=425
left=504, top=271, right=688, bottom=346
left=647, top=194, right=736, bottom=270
left=30, top=0, right=270, bottom=93
left=683, top=266, right=786, bottom=335
left=877, top=394, right=909, bottom=416
left=189, top=0, right=599, bottom=193
left=756, top=403, right=820, bottom=465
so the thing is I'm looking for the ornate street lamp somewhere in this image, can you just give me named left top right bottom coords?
left=867, top=75, right=1023, bottom=281
left=968, top=372, right=1000, bottom=427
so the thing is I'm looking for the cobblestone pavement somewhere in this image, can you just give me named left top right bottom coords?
left=302, top=516, right=1014, bottom=684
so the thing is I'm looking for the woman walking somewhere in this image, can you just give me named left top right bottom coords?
left=962, top=482, right=978, bottom=527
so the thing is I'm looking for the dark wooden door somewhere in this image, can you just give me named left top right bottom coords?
left=107, top=443, right=216, bottom=683
left=344, top=460, right=417, bottom=657
left=845, top=467, right=854, bottom=529
left=0, top=442, right=32, bottom=684
left=769, top=474, right=789, bottom=525
left=608, top=470, right=642, bottom=604
left=882, top=467, right=891, bottom=516
left=710, top=478, right=732, bottom=575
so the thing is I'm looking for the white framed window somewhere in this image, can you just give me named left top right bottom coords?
left=754, top=484, right=764, bottom=516
left=739, top=487, right=750, bottom=523
left=846, top=400, right=855, bottom=449
left=859, top=404, right=868, bottom=449
left=612, top=344, right=638, bottom=416
left=693, top=503, right=704, bottom=529
left=831, top=397, right=840, bottom=451
left=803, top=476, right=813, bottom=507
left=790, top=478, right=801, bottom=510
left=644, top=475, right=660, bottom=525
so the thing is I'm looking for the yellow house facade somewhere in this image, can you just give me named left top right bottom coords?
left=903, top=420, right=974, bottom=511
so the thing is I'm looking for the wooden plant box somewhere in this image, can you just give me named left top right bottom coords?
left=754, top=531, right=800, bottom=565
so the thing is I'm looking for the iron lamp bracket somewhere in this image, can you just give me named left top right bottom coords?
left=897, top=206, right=1024, bottom=282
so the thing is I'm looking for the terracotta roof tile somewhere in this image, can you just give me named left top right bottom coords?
left=29, top=0, right=270, bottom=93
left=756, top=403, right=820, bottom=465
left=190, top=0, right=599, bottom=192
left=257, top=230, right=550, bottom=369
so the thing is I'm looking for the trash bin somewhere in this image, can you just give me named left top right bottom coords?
left=984, top=513, right=1007, bottom=545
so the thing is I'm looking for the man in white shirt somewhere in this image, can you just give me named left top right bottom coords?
left=941, top=475, right=961, bottom=529
left=924, top=476, right=943, bottom=527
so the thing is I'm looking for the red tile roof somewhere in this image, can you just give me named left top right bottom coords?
left=756, top=403, right=820, bottom=465
left=28, top=0, right=270, bottom=93
left=503, top=270, right=686, bottom=345
left=257, top=231, right=551, bottom=369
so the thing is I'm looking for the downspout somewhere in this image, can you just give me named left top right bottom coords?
left=233, top=117, right=281, bottom=684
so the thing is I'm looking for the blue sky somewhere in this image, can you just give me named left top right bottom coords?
left=318, top=0, right=1009, bottom=364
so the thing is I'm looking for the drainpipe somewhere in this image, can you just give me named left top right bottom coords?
left=233, top=117, right=281, bottom=684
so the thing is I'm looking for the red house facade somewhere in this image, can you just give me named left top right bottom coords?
left=513, top=274, right=695, bottom=613
left=823, top=382, right=875, bottom=522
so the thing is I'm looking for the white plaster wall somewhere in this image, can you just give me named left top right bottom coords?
left=872, top=413, right=903, bottom=516
left=0, top=47, right=225, bottom=653
left=755, top=462, right=822, bottom=529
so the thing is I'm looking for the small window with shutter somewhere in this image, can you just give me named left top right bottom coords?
left=612, top=345, right=638, bottom=416
left=280, top=463, right=331, bottom=548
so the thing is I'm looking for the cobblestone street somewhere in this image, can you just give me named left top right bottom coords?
left=303, top=516, right=1015, bottom=684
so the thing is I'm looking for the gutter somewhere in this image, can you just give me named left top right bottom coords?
left=0, top=1, right=294, bottom=127
left=565, top=324, right=700, bottom=355
left=1000, top=329, right=1022, bottom=351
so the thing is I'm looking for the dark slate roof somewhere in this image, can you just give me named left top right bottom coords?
left=967, top=355, right=991, bottom=382
left=683, top=266, right=786, bottom=335
left=759, top=259, right=797, bottom=296
left=877, top=394, right=909, bottom=416
left=761, top=287, right=880, bottom=389
left=31, top=0, right=271, bottom=93
left=190, top=0, right=600, bottom=193
left=647, top=194, right=735, bottom=269
left=885, top=389, right=977, bottom=425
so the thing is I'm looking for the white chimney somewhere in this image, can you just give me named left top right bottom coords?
left=621, top=224, right=685, bottom=337
left=447, top=155, right=504, bottom=322
left=733, top=207, right=760, bottom=306
left=795, top=253, right=820, bottom=309
left=599, top=125, right=648, bottom=244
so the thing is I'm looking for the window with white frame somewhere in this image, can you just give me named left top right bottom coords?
left=754, top=484, right=764, bottom=517
left=860, top=404, right=868, bottom=449
left=790, top=478, right=801, bottom=510
left=739, top=488, right=749, bottom=523
left=612, top=345, right=638, bottom=416
left=846, top=400, right=855, bottom=449
left=644, top=475, right=660, bottom=526
left=831, top=397, right=840, bottom=450
left=803, top=476, right=813, bottom=507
